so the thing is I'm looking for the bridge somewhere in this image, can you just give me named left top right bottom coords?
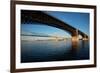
left=21, top=10, right=89, bottom=41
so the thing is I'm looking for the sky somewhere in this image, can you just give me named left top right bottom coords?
left=21, top=24, right=69, bottom=38
left=21, top=11, right=90, bottom=38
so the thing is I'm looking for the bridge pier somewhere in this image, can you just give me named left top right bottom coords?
left=71, top=30, right=79, bottom=49
left=72, top=35, right=79, bottom=42
left=82, top=35, right=89, bottom=40
left=71, top=29, right=79, bottom=42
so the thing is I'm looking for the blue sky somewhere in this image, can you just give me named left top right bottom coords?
left=21, top=11, right=89, bottom=38
left=21, top=24, right=69, bottom=37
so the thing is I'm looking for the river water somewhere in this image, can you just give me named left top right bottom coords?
left=21, top=39, right=89, bottom=63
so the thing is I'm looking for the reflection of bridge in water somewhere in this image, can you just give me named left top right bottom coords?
left=21, top=10, right=89, bottom=41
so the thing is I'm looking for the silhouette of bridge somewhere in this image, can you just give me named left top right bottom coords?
left=21, top=10, right=89, bottom=41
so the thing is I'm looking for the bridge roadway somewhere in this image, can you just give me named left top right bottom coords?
left=21, top=10, right=89, bottom=41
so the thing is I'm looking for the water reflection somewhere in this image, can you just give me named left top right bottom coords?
left=21, top=39, right=89, bottom=63
left=68, top=40, right=89, bottom=60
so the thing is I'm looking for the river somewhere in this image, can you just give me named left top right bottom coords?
left=21, top=39, right=89, bottom=63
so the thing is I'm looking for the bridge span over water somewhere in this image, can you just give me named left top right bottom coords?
left=21, top=10, right=89, bottom=41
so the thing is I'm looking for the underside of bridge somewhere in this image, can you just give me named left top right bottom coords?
left=21, top=10, right=89, bottom=41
